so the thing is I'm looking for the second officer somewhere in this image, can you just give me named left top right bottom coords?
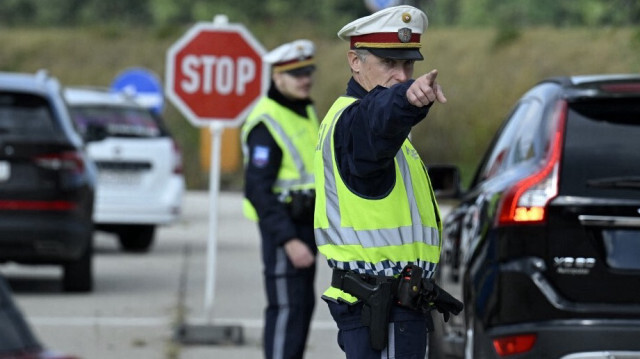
left=241, top=39, right=319, bottom=359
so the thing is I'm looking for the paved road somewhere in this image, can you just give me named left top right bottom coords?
left=3, top=191, right=343, bottom=359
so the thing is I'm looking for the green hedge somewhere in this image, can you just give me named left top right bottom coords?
left=2, top=26, right=639, bottom=189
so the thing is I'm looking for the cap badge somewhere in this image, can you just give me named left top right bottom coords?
left=402, top=13, right=411, bottom=23
left=296, top=44, right=305, bottom=59
left=398, top=28, right=412, bottom=43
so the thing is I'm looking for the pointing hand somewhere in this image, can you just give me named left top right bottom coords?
left=406, top=69, right=447, bottom=107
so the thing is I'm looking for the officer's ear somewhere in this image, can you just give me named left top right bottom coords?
left=347, top=50, right=362, bottom=74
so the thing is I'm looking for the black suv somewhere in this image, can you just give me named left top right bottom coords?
left=0, top=70, right=96, bottom=292
left=429, top=74, right=640, bottom=358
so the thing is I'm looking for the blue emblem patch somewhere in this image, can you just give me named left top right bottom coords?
left=252, top=146, right=270, bottom=168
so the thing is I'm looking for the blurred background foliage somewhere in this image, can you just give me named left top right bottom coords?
left=2, top=0, right=640, bottom=28
left=1, top=0, right=640, bottom=189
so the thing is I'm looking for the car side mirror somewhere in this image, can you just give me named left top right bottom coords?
left=427, top=165, right=462, bottom=199
left=84, top=123, right=108, bottom=142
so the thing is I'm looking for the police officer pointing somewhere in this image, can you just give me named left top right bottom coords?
left=241, top=40, right=318, bottom=359
left=314, top=6, right=462, bottom=359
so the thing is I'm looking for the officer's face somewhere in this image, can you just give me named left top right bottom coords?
left=273, top=71, right=314, bottom=100
left=349, top=51, right=415, bottom=91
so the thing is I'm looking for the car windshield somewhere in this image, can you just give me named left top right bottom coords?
left=0, top=92, right=59, bottom=139
left=69, top=105, right=161, bottom=138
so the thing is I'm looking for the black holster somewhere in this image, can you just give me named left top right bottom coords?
left=287, top=190, right=315, bottom=224
left=331, top=270, right=395, bottom=351
left=396, top=265, right=464, bottom=321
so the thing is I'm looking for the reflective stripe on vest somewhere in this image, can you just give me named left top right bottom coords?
left=241, top=97, right=318, bottom=221
left=314, top=96, right=442, bottom=302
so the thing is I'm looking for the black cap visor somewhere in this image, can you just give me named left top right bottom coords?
left=286, top=64, right=316, bottom=77
left=366, top=48, right=423, bottom=61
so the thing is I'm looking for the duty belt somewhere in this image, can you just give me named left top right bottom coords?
left=331, top=265, right=464, bottom=351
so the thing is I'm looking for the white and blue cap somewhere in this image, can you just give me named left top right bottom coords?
left=264, top=39, right=316, bottom=76
left=337, top=5, right=428, bottom=61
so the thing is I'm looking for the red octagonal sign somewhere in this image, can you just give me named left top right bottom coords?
left=166, top=21, right=268, bottom=127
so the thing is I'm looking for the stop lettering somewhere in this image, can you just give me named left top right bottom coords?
left=180, top=55, right=255, bottom=96
left=165, top=23, right=267, bottom=127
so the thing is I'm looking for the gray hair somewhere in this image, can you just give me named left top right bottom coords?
left=349, top=49, right=370, bottom=74
left=354, top=49, right=369, bottom=62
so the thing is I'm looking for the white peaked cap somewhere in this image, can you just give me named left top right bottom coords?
left=337, top=5, right=428, bottom=60
left=263, top=39, right=316, bottom=74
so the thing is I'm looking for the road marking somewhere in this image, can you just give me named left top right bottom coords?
left=29, top=316, right=337, bottom=330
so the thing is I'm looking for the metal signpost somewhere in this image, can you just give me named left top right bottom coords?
left=165, top=14, right=268, bottom=344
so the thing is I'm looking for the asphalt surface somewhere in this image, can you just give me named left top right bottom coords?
left=3, top=190, right=344, bottom=359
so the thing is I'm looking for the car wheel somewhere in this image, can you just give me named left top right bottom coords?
left=463, top=298, right=476, bottom=359
left=118, top=225, right=155, bottom=253
left=63, top=240, right=93, bottom=293
left=428, top=310, right=452, bottom=359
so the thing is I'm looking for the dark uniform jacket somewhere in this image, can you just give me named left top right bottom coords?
left=244, top=84, right=315, bottom=248
left=334, top=77, right=430, bottom=198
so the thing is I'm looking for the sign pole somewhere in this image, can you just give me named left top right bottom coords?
left=205, top=121, right=224, bottom=323
left=166, top=13, right=267, bottom=345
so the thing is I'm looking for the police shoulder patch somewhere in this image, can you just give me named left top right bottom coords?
left=252, top=145, right=270, bottom=168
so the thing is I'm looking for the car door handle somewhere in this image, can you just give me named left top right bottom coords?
left=578, top=215, right=640, bottom=227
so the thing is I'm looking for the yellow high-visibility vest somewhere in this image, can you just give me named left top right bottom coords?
left=314, top=96, right=442, bottom=303
left=241, top=96, right=319, bottom=221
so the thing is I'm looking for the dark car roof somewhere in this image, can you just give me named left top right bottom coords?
left=535, top=73, right=640, bottom=99
left=539, top=73, right=640, bottom=88
left=0, top=70, right=61, bottom=95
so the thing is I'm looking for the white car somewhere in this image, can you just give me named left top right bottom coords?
left=64, top=87, right=185, bottom=252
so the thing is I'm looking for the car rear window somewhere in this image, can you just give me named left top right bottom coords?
left=69, top=105, right=162, bottom=138
left=0, top=92, right=60, bottom=139
left=560, top=97, right=640, bottom=199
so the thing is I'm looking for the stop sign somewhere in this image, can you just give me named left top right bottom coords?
left=165, top=21, right=268, bottom=127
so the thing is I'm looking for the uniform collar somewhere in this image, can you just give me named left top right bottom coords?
left=268, top=82, right=313, bottom=118
left=346, top=77, right=369, bottom=99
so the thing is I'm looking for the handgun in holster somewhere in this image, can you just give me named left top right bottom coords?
left=396, top=265, right=464, bottom=321
left=331, top=270, right=395, bottom=351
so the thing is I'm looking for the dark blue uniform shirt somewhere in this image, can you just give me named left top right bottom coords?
left=334, top=77, right=430, bottom=198
left=244, top=84, right=313, bottom=246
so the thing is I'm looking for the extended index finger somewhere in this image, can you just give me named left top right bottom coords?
left=423, top=69, right=438, bottom=85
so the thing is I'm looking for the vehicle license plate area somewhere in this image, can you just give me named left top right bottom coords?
left=602, top=229, right=640, bottom=270
left=98, top=169, right=142, bottom=186
left=0, top=161, right=10, bottom=182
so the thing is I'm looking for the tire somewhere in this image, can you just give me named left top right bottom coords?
left=463, top=293, right=477, bottom=359
left=63, top=240, right=93, bottom=293
left=429, top=310, right=460, bottom=359
left=428, top=311, right=446, bottom=359
left=118, top=225, right=155, bottom=253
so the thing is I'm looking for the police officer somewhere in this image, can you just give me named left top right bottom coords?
left=241, top=39, right=319, bottom=359
left=314, top=6, right=453, bottom=359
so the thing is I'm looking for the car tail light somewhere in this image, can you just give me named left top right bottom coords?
left=600, top=82, right=640, bottom=93
left=492, top=333, right=536, bottom=356
left=497, top=100, right=567, bottom=226
left=0, top=200, right=77, bottom=211
left=172, top=139, right=183, bottom=174
left=33, top=151, right=85, bottom=174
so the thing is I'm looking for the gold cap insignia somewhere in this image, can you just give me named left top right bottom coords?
left=296, top=45, right=305, bottom=60
left=402, top=13, right=411, bottom=23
